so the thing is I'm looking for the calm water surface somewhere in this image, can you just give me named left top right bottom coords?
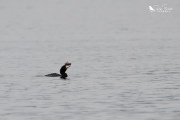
left=0, top=0, right=180, bottom=120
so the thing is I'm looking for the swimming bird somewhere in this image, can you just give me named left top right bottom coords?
left=45, top=62, right=71, bottom=79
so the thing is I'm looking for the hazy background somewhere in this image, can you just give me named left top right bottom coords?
left=0, top=0, right=180, bottom=120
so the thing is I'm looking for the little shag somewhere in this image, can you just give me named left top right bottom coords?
left=45, top=62, right=71, bottom=79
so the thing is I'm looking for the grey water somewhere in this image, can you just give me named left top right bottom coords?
left=0, top=0, right=180, bottom=120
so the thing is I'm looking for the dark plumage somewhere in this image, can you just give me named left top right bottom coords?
left=45, top=62, right=71, bottom=79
